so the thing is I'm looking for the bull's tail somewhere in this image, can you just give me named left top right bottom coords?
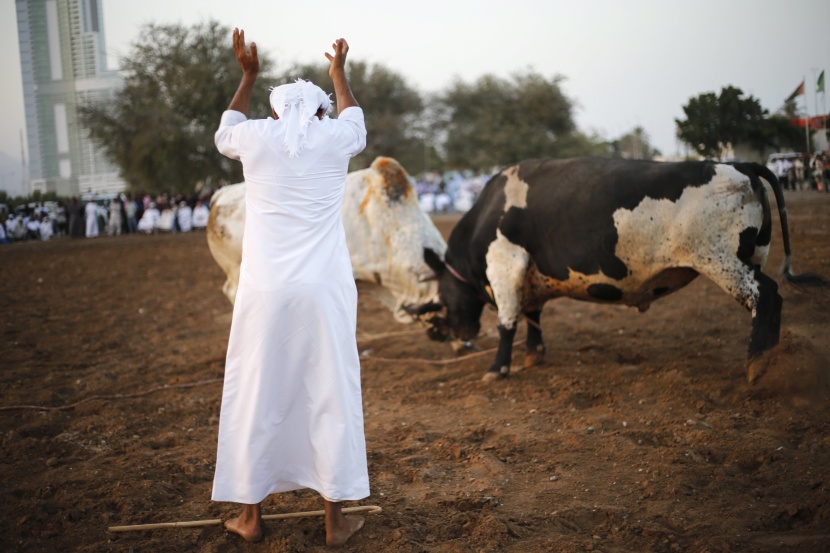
left=745, top=162, right=828, bottom=287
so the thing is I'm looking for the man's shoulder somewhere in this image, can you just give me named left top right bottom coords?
left=336, top=106, right=364, bottom=121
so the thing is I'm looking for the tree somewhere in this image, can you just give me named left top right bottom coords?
left=774, top=100, right=808, bottom=152
left=613, top=126, right=661, bottom=159
left=675, top=86, right=770, bottom=158
left=762, top=114, right=806, bottom=152
left=439, top=70, right=590, bottom=171
left=79, top=21, right=273, bottom=193
left=781, top=97, right=800, bottom=119
left=275, top=61, right=425, bottom=172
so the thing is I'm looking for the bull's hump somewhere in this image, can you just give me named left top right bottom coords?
left=372, top=157, right=411, bottom=202
left=503, top=166, right=529, bottom=210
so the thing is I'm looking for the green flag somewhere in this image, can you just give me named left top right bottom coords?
left=818, top=70, right=825, bottom=93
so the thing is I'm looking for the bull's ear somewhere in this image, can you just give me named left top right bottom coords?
left=423, top=247, right=445, bottom=276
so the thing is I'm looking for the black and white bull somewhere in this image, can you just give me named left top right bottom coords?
left=413, top=157, right=825, bottom=381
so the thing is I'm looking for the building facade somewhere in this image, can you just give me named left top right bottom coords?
left=16, top=0, right=124, bottom=197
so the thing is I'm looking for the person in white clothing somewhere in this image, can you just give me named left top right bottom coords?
left=191, top=200, right=209, bottom=229
left=6, top=215, right=21, bottom=241
left=107, top=198, right=123, bottom=236
left=137, top=203, right=160, bottom=234
left=212, top=29, right=368, bottom=546
left=177, top=201, right=193, bottom=232
left=39, top=216, right=53, bottom=240
left=157, top=204, right=176, bottom=233
left=84, top=201, right=99, bottom=238
left=26, top=216, right=40, bottom=240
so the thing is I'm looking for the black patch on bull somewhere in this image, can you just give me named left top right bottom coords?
left=493, top=157, right=718, bottom=282
left=587, top=283, right=624, bottom=302
left=424, top=247, right=444, bottom=273
left=731, top=163, right=772, bottom=248
left=737, top=227, right=759, bottom=264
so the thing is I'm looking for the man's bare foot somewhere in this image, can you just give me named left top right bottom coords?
left=326, top=515, right=364, bottom=547
left=224, top=503, right=263, bottom=543
left=324, top=500, right=365, bottom=546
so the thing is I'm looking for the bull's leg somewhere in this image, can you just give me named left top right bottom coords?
left=485, top=323, right=518, bottom=382
left=522, top=309, right=545, bottom=369
left=484, top=230, right=530, bottom=381
left=697, top=260, right=782, bottom=363
left=747, top=269, right=782, bottom=358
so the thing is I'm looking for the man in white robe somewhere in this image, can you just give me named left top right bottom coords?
left=6, top=215, right=21, bottom=241
left=137, top=203, right=160, bottom=234
left=84, top=201, right=99, bottom=238
left=177, top=201, right=193, bottom=232
left=212, top=29, right=368, bottom=546
left=107, top=199, right=122, bottom=236
left=26, top=216, right=40, bottom=240
left=192, top=201, right=209, bottom=229
left=39, top=216, right=53, bottom=241
left=157, top=204, right=176, bottom=233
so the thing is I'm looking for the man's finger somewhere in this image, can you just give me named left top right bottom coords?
left=250, top=42, right=258, bottom=60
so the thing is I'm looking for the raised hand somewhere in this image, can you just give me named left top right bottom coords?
left=324, top=38, right=358, bottom=112
left=233, top=28, right=259, bottom=76
left=324, top=38, right=349, bottom=78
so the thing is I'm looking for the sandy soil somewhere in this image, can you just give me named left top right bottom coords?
left=1, top=191, right=829, bottom=553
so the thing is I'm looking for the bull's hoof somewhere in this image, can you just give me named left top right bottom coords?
left=482, top=366, right=510, bottom=382
left=523, top=345, right=546, bottom=369
left=747, top=354, right=771, bottom=384
left=450, top=340, right=475, bottom=353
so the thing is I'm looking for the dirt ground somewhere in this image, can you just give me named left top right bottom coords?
left=1, top=191, right=829, bottom=553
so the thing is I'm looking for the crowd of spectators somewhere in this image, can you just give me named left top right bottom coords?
left=1, top=168, right=494, bottom=246
left=414, top=170, right=492, bottom=214
left=1, top=190, right=214, bottom=244
left=0, top=202, right=57, bottom=244
left=6, top=153, right=823, bottom=245
left=772, top=151, right=830, bottom=191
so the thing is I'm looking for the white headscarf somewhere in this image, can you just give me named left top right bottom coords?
left=269, top=79, right=333, bottom=158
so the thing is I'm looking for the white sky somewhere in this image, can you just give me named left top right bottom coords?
left=1, top=0, right=828, bottom=193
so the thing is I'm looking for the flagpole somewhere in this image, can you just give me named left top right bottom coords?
left=823, top=90, right=827, bottom=137
left=812, top=68, right=821, bottom=150
left=823, top=70, right=827, bottom=140
left=804, top=75, right=810, bottom=153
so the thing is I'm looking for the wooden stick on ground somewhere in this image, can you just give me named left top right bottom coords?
left=107, top=505, right=382, bottom=532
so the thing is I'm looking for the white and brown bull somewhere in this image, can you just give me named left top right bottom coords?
left=207, top=156, right=447, bottom=323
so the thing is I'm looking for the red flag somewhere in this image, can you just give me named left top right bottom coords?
left=786, top=80, right=805, bottom=102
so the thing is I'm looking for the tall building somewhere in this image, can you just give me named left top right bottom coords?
left=16, top=0, right=124, bottom=197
